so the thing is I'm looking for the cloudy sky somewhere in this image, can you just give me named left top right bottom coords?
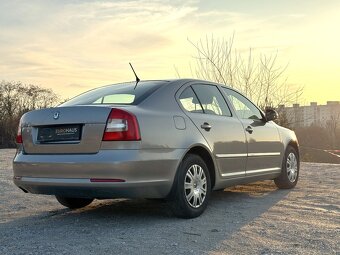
left=0, top=0, right=339, bottom=104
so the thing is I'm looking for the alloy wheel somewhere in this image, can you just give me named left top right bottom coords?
left=286, top=152, right=298, bottom=183
left=184, top=164, right=207, bottom=208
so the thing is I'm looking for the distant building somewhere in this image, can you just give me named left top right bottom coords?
left=277, top=101, right=340, bottom=128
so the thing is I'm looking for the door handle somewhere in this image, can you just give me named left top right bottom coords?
left=245, top=126, right=253, bottom=134
left=201, top=122, right=212, bottom=131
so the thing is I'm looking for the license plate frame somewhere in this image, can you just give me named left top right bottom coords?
left=37, top=124, right=82, bottom=143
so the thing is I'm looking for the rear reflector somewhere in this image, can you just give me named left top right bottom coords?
left=102, top=108, right=141, bottom=141
left=16, top=134, right=23, bottom=144
left=90, top=178, right=125, bottom=183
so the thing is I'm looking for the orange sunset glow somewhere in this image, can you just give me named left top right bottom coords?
left=0, top=0, right=339, bottom=104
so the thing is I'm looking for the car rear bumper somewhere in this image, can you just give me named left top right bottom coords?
left=13, top=149, right=185, bottom=198
left=14, top=177, right=171, bottom=198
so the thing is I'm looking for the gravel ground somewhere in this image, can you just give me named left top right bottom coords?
left=0, top=149, right=339, bottom=255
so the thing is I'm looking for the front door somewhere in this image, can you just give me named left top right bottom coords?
left=177, top=83, right=247, bottom=178
left=222, top=88, right=283, bottom=176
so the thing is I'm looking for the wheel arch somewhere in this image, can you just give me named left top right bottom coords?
left=287, top=139, right=299, bottom=158
left=184, top=145, right=217, bottom=190
left=280, top=139, right=300, bottom=172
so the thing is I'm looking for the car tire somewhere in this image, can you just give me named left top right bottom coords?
left=170, top=154, right=211, bottom=218
left=274, top=146, right=300, bottom=189
left=55, top=196, right=93, bottom=209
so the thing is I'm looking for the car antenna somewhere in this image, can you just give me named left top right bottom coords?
left=129, top=62, right=140, bottom=89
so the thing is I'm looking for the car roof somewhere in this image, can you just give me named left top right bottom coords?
left=136, top=78, right=233, bottom=88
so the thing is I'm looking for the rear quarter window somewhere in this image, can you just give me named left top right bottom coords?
left=178, top=87, right=204, bottom=113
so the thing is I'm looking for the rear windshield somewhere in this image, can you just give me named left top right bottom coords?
left=60, top=81, right=167, bottom=106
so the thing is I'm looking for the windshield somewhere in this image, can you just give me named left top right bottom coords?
left=60, top=81, right=167, bottom=106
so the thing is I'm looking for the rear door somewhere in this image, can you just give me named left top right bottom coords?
left=177, top=83, right=247, bottom=178
left=222, top=88, right=283, bottom=176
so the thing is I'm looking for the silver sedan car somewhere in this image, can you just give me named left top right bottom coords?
left=13, top=79, right=299, bottom=218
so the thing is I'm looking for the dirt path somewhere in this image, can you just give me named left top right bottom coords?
left=0, top=149, right=339, bottom=255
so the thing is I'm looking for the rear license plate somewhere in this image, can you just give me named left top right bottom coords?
left=37, top=125, right=82, bottom=142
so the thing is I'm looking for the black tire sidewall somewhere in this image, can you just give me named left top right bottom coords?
left=285, top=147, right=299, bottom=184
left=56, top=196, right=93, bottom=209
left=171, top=154, right=211, bottom=218
left=275, top=146, right=300, bottom=188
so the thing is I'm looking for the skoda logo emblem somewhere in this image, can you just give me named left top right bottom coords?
left=53, top=111, right=60, bottom=120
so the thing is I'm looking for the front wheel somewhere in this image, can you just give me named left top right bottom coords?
left=169, top=154, right=211, bottom=218
left=274, top=146, right=300, bottom=189
left=56, top=196, right=93, bottom=209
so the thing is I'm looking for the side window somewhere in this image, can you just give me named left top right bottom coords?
left=192, top=85, right=231, bottom=116
left=223, top=88, right=262, bottom=120
left=179, top=87, right=204, bottom=113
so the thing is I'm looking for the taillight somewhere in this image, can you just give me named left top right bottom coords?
left=102, top=108, right=141, bottom=141
left=16, top=118, right=23, bottom=144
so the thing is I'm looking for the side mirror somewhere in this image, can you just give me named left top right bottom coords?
left=265, top=109, right=278, bottom=122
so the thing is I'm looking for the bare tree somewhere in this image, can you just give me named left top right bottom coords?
left=0, top=80, right=60, bottom=148
left=188, top=34, right=303, bottom=110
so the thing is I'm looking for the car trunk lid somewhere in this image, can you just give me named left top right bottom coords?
left=21, top=106, right=112, bottom=154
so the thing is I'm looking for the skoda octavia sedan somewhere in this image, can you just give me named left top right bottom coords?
left=13, top=79, right=299, bottom=218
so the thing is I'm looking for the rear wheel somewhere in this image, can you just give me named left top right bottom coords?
left=170, top=154, right=211, bottom=218
left=274, top=146, right=299, bottom=189
left=56, top=196, right=93, bottom=209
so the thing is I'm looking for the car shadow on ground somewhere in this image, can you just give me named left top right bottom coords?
left=0, top=180, right=291, bottom=254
